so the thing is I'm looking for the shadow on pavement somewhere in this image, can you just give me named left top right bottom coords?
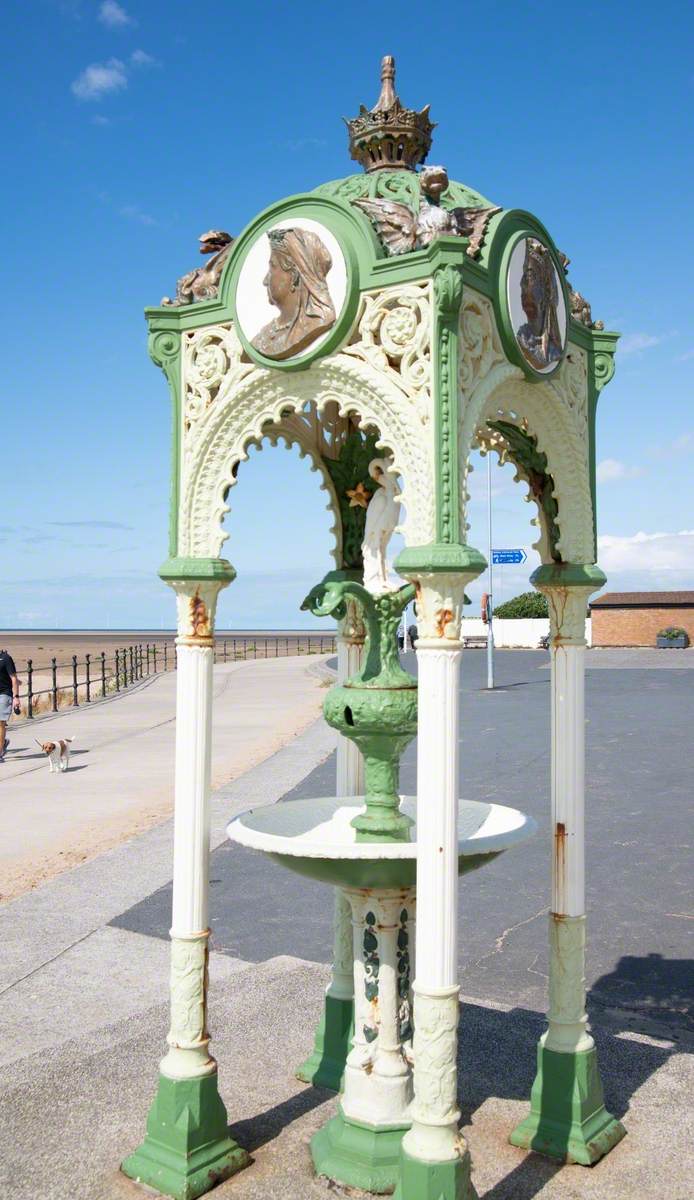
left=458, top=978, right=679, bottom=1131
left=228, top=1084, right=331, bottom=1153
left=480, top=1153, right=562, bottom=1200
left=589, top=951, right=693, bottom=1034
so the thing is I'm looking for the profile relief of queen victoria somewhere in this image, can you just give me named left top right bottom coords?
left=516, top=238, right=564, bottom=371
left=251, top=227, right=336, bottom=360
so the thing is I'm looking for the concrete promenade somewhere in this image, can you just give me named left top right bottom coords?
left=0, top=655, right=328, bottom=900
left=0, top=650, right=691, bottom=1199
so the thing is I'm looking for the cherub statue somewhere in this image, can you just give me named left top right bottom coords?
left=353, top=165, right=500, bottom=258
left=162, top=230, right=234, bottom=306
left=361, top=458, right=400, bottom=594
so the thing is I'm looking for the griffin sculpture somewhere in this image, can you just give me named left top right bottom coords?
left=162, top=229, right=234, bottom=307
left=352, top=165, right=500, bottom=258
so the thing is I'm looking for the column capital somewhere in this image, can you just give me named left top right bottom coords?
left=160, top=561, right=234, bottom=644
left=159, top=556, right=236, bottom=585
left=531, top=563, right=606, bottom=646
left=396, top=546, right=485, bottom=644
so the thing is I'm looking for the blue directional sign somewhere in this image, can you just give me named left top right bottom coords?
left=492, top=548, right=527, bottom=565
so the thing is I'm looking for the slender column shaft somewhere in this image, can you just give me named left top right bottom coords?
left=551, top=644, right=585, bottom=918
left=344, top=891, right=375, bottom=1077
left=545, top=600, right=592, bottom=1054
left=404, top=644, right=463, bottom=1163
left=160, top=581, right=224, bottom=1082
left=329, top=890, right=355, bottom=1002
left=336, top=634, right=365, bottom=796
left=331, top=623, right=364, bottom=999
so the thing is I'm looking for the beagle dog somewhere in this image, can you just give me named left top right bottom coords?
left=35, top=736, right=75, bottom=773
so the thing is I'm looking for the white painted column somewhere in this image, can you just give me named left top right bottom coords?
left=160, top=579, right=228, bottom=1081
left=542, top=585, right=595, bottom=1055
left=400, top=572, right=470, bottom=1166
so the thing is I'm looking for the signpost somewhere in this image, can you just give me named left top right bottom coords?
left=492, top=548, right=527, bottom=565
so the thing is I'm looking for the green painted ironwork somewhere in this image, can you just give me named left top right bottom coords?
left=509, top=1043, right=626, bottom=1165
left=312, top=1104, right=410, bottom=1194
left=487, top=419, right=562, bottom=562
left=302, top=575, right=416, bottom=842
left=323, top=430, right=381, bottom=570
left=121, top=1071, right=248, bottom=1200
left=394, top=1146, right=478, bottom=1200
left=295, top=994, right=354, bottom=1092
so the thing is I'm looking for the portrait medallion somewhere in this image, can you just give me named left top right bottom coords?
left=506, top=237, right=567, bottom=374
left=235, top=218, right=347, bottom=363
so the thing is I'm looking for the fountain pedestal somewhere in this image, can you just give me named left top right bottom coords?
left=228, top=795, right=536, bottom=1192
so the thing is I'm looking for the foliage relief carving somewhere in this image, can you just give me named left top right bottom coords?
left=179, top=310, right=436, bottom=559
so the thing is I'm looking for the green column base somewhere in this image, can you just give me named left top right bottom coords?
left=296, top=993, right=354, bottom=1092
left=509, top=1043, right=626, bottom=1165
left=311, top=1104, right=409, bottom=1194
left=121, top=1070, right=249, bottom=1200
left=393, top=1145, right=478, bottom=1200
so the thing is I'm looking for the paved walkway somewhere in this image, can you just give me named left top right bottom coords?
left=0, top=656, right=328, bottom=900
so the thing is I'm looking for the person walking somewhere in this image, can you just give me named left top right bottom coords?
left=0, top=648, right=20, bottom=763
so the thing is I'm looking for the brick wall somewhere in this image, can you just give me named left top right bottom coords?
left=591, top=606, right=694, bottom=647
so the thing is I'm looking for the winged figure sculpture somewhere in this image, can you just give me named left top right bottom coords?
left=353, top=165, right=501, bottom=259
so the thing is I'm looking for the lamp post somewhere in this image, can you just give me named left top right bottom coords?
left=486, top=452, right=495, bottom=690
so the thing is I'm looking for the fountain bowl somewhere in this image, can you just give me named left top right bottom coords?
left=227, top=797, right=536, bottom=889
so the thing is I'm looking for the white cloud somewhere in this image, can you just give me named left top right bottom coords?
left=596, top=458, right=644, bottom=483
left=653, top=431, right=694, bottom=459
left=677, top=349, right=694, bottom=362
left=130, top=48, right=157, bottom=67
left=98, top=1, right=134, bottom=27
left=71, top=57, right=127, bottom=101
left=119, top=203, right=157, bottom=226
left=597, top=530, right=694, bottom=574
left=618, top=330, right=678, bottom=357
left=91, top=114, right=111, bottom=126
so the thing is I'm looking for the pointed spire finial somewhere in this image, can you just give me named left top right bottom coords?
left=372, top=55, right=398, bottom=112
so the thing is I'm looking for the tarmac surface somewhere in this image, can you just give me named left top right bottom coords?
left=1, top=649, right=692, bottom=1199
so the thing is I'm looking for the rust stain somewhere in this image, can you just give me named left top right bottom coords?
left=435, top=608, right=454, bottom=637
left=189, top=591, right=211, bottom=639
left=554, top=821, right=566, bottom=912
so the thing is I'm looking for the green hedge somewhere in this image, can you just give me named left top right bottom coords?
left=494, top=591, right=548, bottom=619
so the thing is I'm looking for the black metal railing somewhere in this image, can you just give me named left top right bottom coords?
left=12, top=633, right=336, bottom=719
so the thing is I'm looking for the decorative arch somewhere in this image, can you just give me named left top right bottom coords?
left=458, top=291, right=594, bottom=565
left=179, top=348, right=435, bottom=560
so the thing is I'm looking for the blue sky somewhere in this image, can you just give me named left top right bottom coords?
left=2, top=1, right=692, bottom=629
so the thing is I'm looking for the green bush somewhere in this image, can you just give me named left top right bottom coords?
left=494, top=591, right=548, bottom=619
left=657, top=626, right=689, bottom=643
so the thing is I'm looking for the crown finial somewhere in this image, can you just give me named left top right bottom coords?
left=346, top=55, right=435, bottom=173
